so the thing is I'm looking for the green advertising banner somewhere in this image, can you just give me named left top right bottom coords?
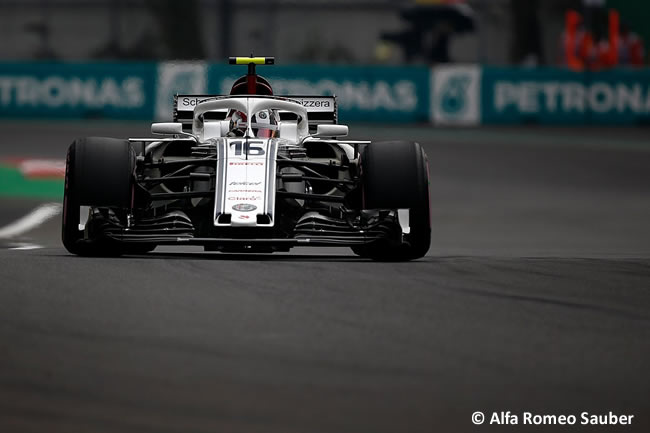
left=0, top=62, right=157, bottom=119
left=481, top=67, right=650, bottom=125
left=206, top=64, right=430, bottom=123
left=3, top=61, right=650, bottom=126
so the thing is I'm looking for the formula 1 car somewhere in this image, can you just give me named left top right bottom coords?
left=62, top=57, right=430, bottom=260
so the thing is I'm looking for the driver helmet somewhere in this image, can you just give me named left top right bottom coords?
left=228, top=109, right=277, bottom=138
left=251, top=109, right=277, bottom=138
left=228, top=110, right=247, bottom=137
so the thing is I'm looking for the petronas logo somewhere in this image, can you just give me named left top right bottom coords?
left=440, top=76, right=471, bottom=116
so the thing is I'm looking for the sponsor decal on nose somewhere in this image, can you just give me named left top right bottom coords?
left=232, top=203, right=257, bottom=212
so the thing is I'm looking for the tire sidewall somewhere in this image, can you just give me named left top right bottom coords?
left=61, top=137, right=135, bottom=256
left=359, top=141, right=431, bottom=260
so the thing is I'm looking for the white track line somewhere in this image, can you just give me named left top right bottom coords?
left=9, top=243, right=44, bottom=250
left=0, top=203, right=62, bottom=239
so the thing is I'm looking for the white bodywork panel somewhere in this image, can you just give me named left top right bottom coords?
left=397, top=208, right=410, bottom=235
left=192, top=97, right=309, bottom=142
left=213, top=137, right=278, bottom=227
left=146, top=96, right=358, bottom=229
left=194, top=98, right=306, bottom=228
left=177, top=95, right=335, bottom=116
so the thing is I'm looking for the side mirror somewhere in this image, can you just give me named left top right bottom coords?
left=314, top=124, right=348, bottom=138
left=151, top=122, right=184, bottom=135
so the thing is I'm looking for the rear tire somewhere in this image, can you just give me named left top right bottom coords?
left=355, top=140, right=431, bottom=261
left=62, top=137, right=135, bottom=256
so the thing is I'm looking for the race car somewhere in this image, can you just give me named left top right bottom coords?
left=62, top=57, right=430, bottom=260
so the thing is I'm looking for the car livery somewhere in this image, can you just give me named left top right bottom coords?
left=61, top=57, right=431, bottom=260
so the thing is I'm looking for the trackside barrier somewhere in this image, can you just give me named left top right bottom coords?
left=156, top=62, right=430, bottom=123
left=0, top=62, right=157, bottom=119
left=431, top=65, right=650, bottom=126
left=2, top=61, right=650, bottom=125
left=0, top=62, right=429, bottom=123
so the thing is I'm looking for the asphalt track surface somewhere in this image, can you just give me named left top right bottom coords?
left=1, top=121, right=649, bottom=432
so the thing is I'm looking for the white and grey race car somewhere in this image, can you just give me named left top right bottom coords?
left=62, top=57, right=430, bottom=260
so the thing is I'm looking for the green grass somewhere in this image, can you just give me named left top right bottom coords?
left=0, top=165, right=63, bottom=200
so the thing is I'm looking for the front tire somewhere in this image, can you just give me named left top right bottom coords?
left=355, top=140, right=431, bottom=261
left=62, top=137, right=135, bottom=256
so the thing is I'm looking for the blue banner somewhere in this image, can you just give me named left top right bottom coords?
left=0, top=62, right=157, bottom=119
